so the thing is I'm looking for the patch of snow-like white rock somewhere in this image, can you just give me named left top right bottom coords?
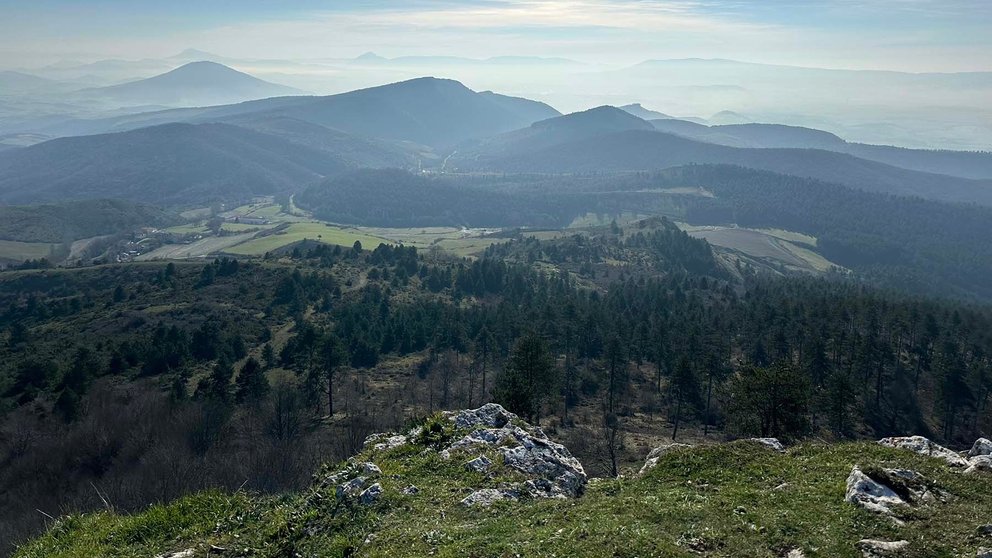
left=749, top=437, right=786, bottom=452
left=856, top=539, right=909, bottom=557
left=970, top=438, right=992, bottom=458
left=639, top=443, right=693, bottom=475
left=877, top=436, right=970, bottom=467
left=845, top=466, right=908, bottom=517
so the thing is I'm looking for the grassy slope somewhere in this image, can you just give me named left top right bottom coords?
left=16, top=436, right=992, bottom=558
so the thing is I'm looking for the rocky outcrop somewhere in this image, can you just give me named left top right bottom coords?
left=360, top=403, right=587, bottom=508
left=966, top=455, right=992, bottom=475
left=460, top=487, right=519, bottom=506
left=360, top=483, right=383, bottom=505
left=970, top=438, right=992, bottom=458
left=856, top=539, right=909, bottom=557
left=978, top=548, right=992, bottom=558
left=845, top=466, right=944, bottom=522
left=639, top=443, right=692, bottom=475
left=465, top=455, right=493, bottom=473
left=877, top=436, right=970, bottom=467
left=845, top=467, right=908, bottom=517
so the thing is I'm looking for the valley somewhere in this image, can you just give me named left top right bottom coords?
left=2, top=24, right=992, bottom=558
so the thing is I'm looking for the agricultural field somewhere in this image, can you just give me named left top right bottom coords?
left=136, top=232, right=258, bottom=261
left=222, top=223, right=392, bottom=256
left=0, top=239, right=56, bottom=262
left=678, top=224, right=838, bottom=273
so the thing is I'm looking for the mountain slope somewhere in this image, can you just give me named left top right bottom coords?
left=44, top=77, right=560, bottom=149
left=457, top=124, right=992, bottom=206
left=0, top=123, right=347, bottom=205
left=649, top=119, right=992, bottom=179
left=459, top=105, right=653, bottom=159
left=619, top=103, right=672, bottom=120
left=74, top=61, right=303, bottom=107
left=0, top=199, right=179, bottom=243
left=244, top=77, right=561, bottom=148
left=15, top=414, right=992, bottom=558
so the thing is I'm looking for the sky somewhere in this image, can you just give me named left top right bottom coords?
left=0, top=0, right=990, bottom=72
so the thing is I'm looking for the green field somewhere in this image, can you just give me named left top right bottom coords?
left=223, top=223, right=392, bottom=255
left=0, top=239, right=56, bottom=261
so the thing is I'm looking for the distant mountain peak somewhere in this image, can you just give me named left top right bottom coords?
left=76, top=61, right=302, bottom=108
left=620, top=103, right=673, bottom=120
left=533, top=105, right=653, bottom=131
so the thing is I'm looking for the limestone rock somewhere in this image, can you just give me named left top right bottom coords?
left=460, top=487, right=519, bottom=507
left=363, top=432, right=409, bottom=451
left=750, top=438, right=786, bottom=452
left=966, top=455, right=992, bottom=475
left=978, top=548, right=992, bottom=558
left=465, top=455, right=494, bottom=473
left=155, top=550, right=195, bottom=558
left=978, top=524, right=992, bottom=536
left=359, top=483, right=383, bottom=505
left=401, top=485, right=419, bottom=495
left=639, top=443, right=692, bottom=475
left=970, top=438, right=992, bottom=458
left=444, top=404, right=587, bottom=499
left=445, top=403, right=514, bottom=430
left=845, top=466, right=906, bottom=516
left=786, top=549, right=806, bottom=558
left=878, top=436, right=969, bottom=467
left=336, top=476, right=367, bottom=500
left=856, top=539, right=909, bottom=557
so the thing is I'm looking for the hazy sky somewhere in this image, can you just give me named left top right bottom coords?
left=1, top=0, right=990, bottom=71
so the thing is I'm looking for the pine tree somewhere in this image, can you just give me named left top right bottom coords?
left=236, top=357, right=269, bottom=403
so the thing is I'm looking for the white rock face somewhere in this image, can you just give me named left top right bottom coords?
left=856, top=539, right=909, bottom=557
left=970, top=438, right=992, bottom=458
left=977, top=548, right=992, bottom=558
left=444, top=404, right=587, bottom=500
left=786, top=549, right=806, bottom=558
left=749, top=438, right=786, bottom=452
left=845, top=466, right=907, bottom=516
left=465, top=454, right=494, bottom=473
left=359, top=483, right=383, bottom=505
left=965, top=455, right=992, bottom=475
left=363, top=432, right=409, bottom=451
left=401, top=485, right=419, bottom=495
left=877, top=436, right=970, bottom=467
left=155, top=550, right=195, bottom=558
left=460, top=487, right=519, bottom=507
left=639, top=443, right=692, bottom=475
left=447, top=403, right=515, bottom=430
left=336, top=476, right=367, bottom=500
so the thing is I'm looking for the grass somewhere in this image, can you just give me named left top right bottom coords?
left=223, top=223, right=392, bottom=255
left=16, top=434, right=992, bottom=558
left=0, top=239, right=56, bottom=261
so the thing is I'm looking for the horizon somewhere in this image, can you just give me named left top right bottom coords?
left=2, top=1, right=990, bottom=72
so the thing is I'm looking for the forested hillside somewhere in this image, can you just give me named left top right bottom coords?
left=2, top=221, right=989, bottom=552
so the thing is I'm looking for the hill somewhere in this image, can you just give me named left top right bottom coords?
left=14, top=406, right=992, bottom=558
left=458, top=105, right=654, bottom=159
left=0, top=199, right=179, bottom=244
left=619, top=102, right=672, bottom=120
left=455, top=123, right=992, bottom=206
left=235, top=77, right=560, bottom=148
left=0, top=123, right=349, bottom=205
left=649, top=120, right=992, bottom=179
left=73, top=61, right=303, bottom=108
